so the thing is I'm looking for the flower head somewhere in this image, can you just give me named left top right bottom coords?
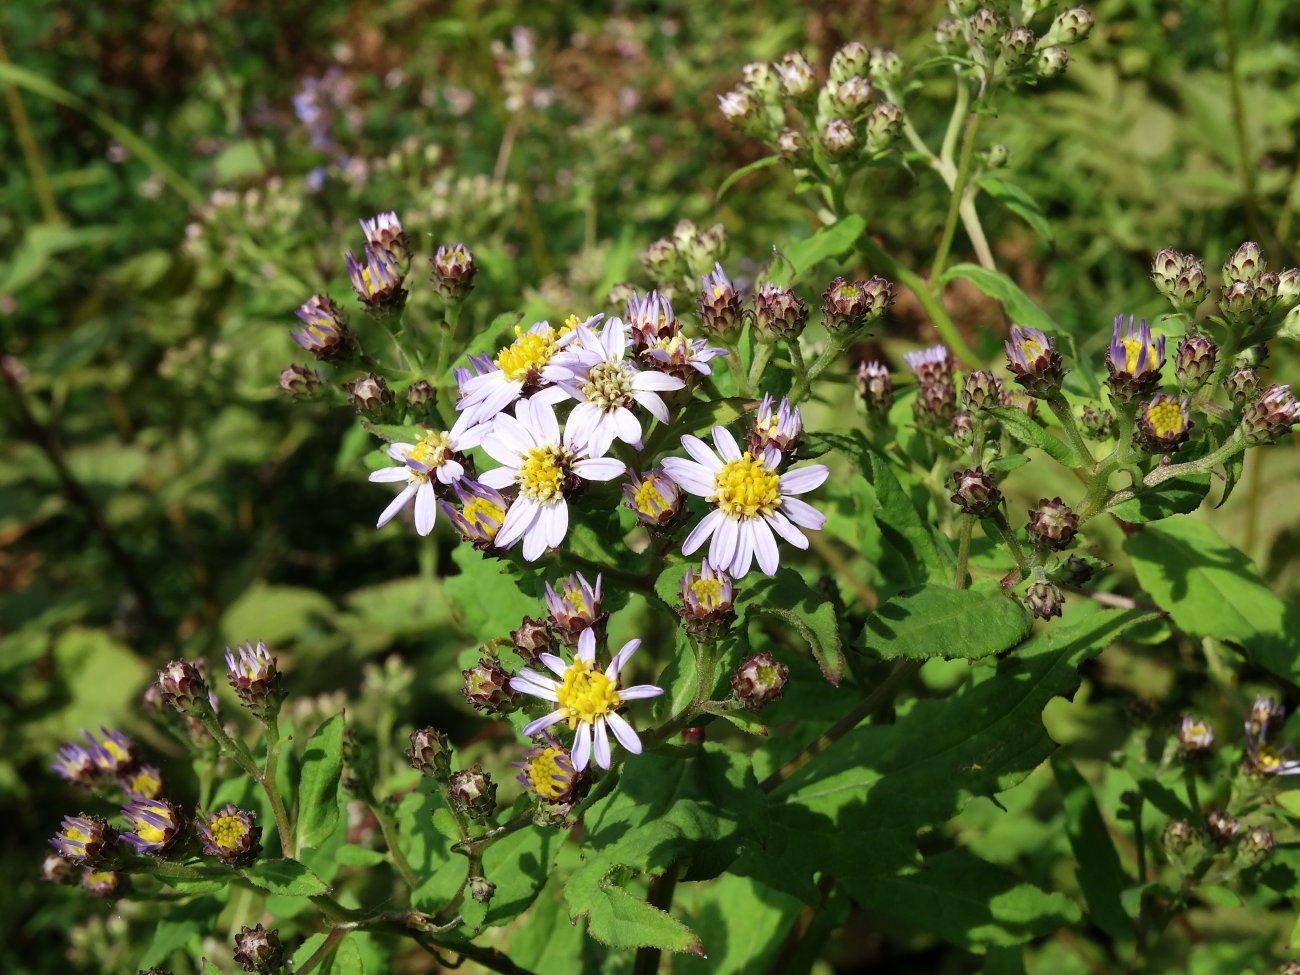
left=514, top=737, right=580, bottom=804
left=456, top=321, right=579, bottom=425
left=369, top=412, right=487, bottom=536
left=856, top=360, right=894, bottom=413
left=225, top=641, right=284, bottom=716
left=776, top=52, right=816, bottom=98
left=345, top=373, right=394, bottom=417
left=1026, top=498, right=1079, bottom=551
left=645, top=332, right=729, bottom=381
left=753, top=283, right=809, bottom=340
left=449, top=764, right=497, bottom=820
left=121, top=764, right=164, bottom=800
left=904, top=345, right=951, bottom=386
left=51, top=813, right=116, bottom=864
left=198, top=804, right=262, bottom=865
left=662, top=426, right=828, bottom=578
left=478, top=396, right=626, bottom=561
left=461, top=657, right=518, bottom=714
left=431, top=243, right=477, bottom=301
left=407, top=727, right=452, bottom=779
left=1248, top=693, right=1285, bottom=737
left=823, top=277, right=891, bottom=332
left=1241, top=384, right=1300, bottom=444
left=158, top=660, right=211, bottom=714
left=81, top=868, right=120, bottom=898
left=962, top=369, right=1003, bottom=411
left=122, top=798, right=186, bottom=857
left=510, top=628, right=663, bottom=771
left=545, top=571, right=604, bottom=645
left=622, top=468, right=684, bottom=530
left=949, top=468, right=1001, bottom=516
left=731, top=652, right=789, bottom=710
left=233, top=923, right=285, bottom=974
left=83, top=727, right=136, bottom=775
left=51, top=742, right=98, bottom=787
left=1178, top=715, right=1215, bottom=754
left=1134, top=393, right=1192, bottom=453
left=1003, top=325, right=1063, bottom=397
left=291, top=294, right=354, bottom=363
left=346, top=244, right=407, bottom=315
left=625, top=290, right=677, bottom=352
left=678, top=559, right=737, bottom=642
left=440, top=479, right=510, bottom=549
left=360, top=211, right=408, bottom=263
left=697, top=263, right=743, bottom=340
left=749, top=394, right=802, bottom=456
left=1106, top=315, right=1165, bottom=402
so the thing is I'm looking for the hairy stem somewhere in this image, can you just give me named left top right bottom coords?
left=930, top=111, right=984, bottom=283
left=200, top=713, right=294, bottom=857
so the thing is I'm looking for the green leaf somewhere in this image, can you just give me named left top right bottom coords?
left=443, top=544, right=539, bottom=640
left=296, top=713, right=345, bottom=853
left=1111, top=474, right=1210, bottom=523
left=673, top=873, right=803, bottom=975
left=765, top=215, right=866, bottom=287
left=137, top=897, right=222, bottom=967
left=862, top=583, right=1032, bottom=661
left=397, top=787, right=462, bottom=912
left=1217, top=453, right=1246, bottom=508
left=1126, top=519, right=1300, bottom=682
left=941, top=263, right=1059, bottom=335
left=361, top=421, right=429, bottom=445
left=328, top=938, right=366, bottom=975
left=565, top=745, right=767, bottom=953
left=201, top=963, right=223, bottom=975
left=292, top=934, right=329, bottom=970
left=472, top=803, right=560, bottom=933
left=858, top=448, right=951, bottom=587
left=741, top=568, right=845, bottom=685
left=221, top=581, right=336, bottom=647
left=1051, top=754, right=1136, bottom=943
left=243, top=858, right=330, bottom=896
left=987, top=406, right=1083, bottom=468
left=716, top=155, right=779, bottom=201
left=334, top=845, right=387, bottom=866
left=976, top=177, right=1055, bottom=246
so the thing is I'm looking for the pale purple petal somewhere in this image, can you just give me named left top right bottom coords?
left=681, top=434, right=723, bottom=471
left=730, top=521, right=756, bottom=577
left=376, top=484, right=417, bottom=528
left=709, top=515, right=740, bottom=571
left=387, top=443, right=414, bottom=462
left=632, top=390, right=670, bottom=424
left=606, top=712, right=643, bottom=753
left=617, top=684, right=664, bottom=701
left=577, top=627, right=597, bottom=663
left=369, top=466, right=410, bottom=483
left=765, top=510, right=809, bottom=549
left=661, top=458, right=715, bottom=496
left=593, top=717, right=612, bottom=769
left=573, top=457, right=626, bottom=481
left=611, top=407, right=642, bottom=446
left=414, top=481, right=438, bottom=536
left=495, top=497, right=539, bottom=549
left=780, top=465, right=829, bottom=495
left=752, top=517, right=780, bottom=575
left=571, top=722, right=593, bottom=771
left=436, top=459, right=464, bottom=485
left=712, top=426, right=742, bottom=462
left=782, top=496, right=827, bottom=530
left=545, top=499, right=569, bottom=549
left=478, top=466, right=518, bottom=490
left=682, top=509, right=725, bottom=556
left=539, top=653, right=568, bottom=677
left=522, top=710, right=568, bottom=737
left=606, top=639, right=642, bottom=680
left=522, top=520, right=550, bottom=561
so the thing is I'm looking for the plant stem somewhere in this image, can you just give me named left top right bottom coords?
left=0, top=34, right=60, bottom=223
left=954, top=515, right=974, bottom=588
left=296, top=929, right=348, bottom=975
left=989, top=513, right=1027, bottom=573
left=1047, top=395, right=1095, bottom=467
left=370, top=801, right=420, bottom=890
left=1184, top=765, right=1203, bottom=825
left=200, top=713, right=295, bottom=857
left=748, top=340, right=775, bottom=390
left=930, top=111, right=984, bottom=283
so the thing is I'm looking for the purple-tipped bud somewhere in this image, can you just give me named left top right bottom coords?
left=344, top=373, right=395, bottom=418
left=742, top=62, right=781, bottom=99
left=1106, top=315, right=1165, bottom=403
left=51, top=743, right=99, bottom=787
left=81, top=868, right=121, bottom=898
left=291, top=294, right=354, bottom=363
left=1001, top=27, right=1036, bottom=67
left=441, top=479, right=509, bottom=550
left=950, top=411, right=974, bottom=447
left=1223, top=241, right=1266, bottom=284
left=1248, top=693, right=1286, bottom=737
left=406, top=379, right=436, bottom=418
left=1219, top=279, right=1271, bottom=324
left=158, top=660, right=210, bottom=715
left=963, top=369, right=1004, bottom=411
left=775, top=127, right=808, bottom=163
left=51, top=813, right=117, bottom=864
left=678, top=560, right=737, bottom=643
left=509, top=616, right=555, bottom=665
left=545, top=572, right=605, bottom=648
left=1162, top=818, right=1197, bottom=856
left=122, top=798, right=186, bottom=857
left=753, top=283, right=809, bottom=340
left=1079, top=405, right=1114, bottom=439
left=1037, top=46, right=1070, bottom=78
left=197, top=804, right=262, bottom=866
left=750, top=394, right=802, bottom=455
left=1241, top=384, right=1300, bottom=444
left=1227, top=366, right=1260, bottom=406
left=225, top=641, right=284, bottom=717
left=461, top=658, right=518, bottom=715
left=1134, top=393, right=1192, bottom=453
left=697, top=263, right=743, bottom=340
left=514, top=737, right=580, bottom=804
left=969, top=8, right=1003, bottom=50
left=623, top=469, right=684, bottom=530
left=1239, top=825, right=1275, bottom=865
left=718, top=88, right=760, bottom=129
left=279, top=364, right=324, bottom=399
left=829, top=42, right=869, bottom=83
left=856, top=360, right=894, bottom=413
left=625, top=291, right=678, bottom=352
left=1206, top=809, right=1241, bottom=844
left=360, top=211, right=409, bottom=263
left=1025, top=581, right=1064, bottom=620
left=643, top=236, right=683, bottom=281
left=904, top=345, right=951, bottom=386
left=824, top=276, right=892, bottom=332
left=776, top=52, right=816, bottom=98
left=346, top=244, right=407, bottom=315
left=233, top=923, right=286, bottom=974
left=1004, top=325, right=1064, bottom=398
left=828, top=76, right=873, bottom=117
left=407, top=727, right=453, bottom=780
left=1174, top=334, right=1218, bottom=390
left=731, top=652, right=789, bottom=711
left=1178, top=715, right=1215, bottom=754
left=864, top=102, right=904, bottom=153
left=1027, top=498, right=1079, bottom=551
left=950, top=468, right=1001, bottom=516
left=449, top=764, right=497, bottom=821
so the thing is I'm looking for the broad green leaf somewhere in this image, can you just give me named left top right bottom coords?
left=137, top=897, right=221, bottom=967
left=472, top=801, right=560, bottom=932
left=296, top=713, right=345, bottom=852
left=741, top=568, right=845, bottom=685
left=1051, top=755, right=1136, bottom=943
left=717, top=155, right=779, bottom=201
left=327, top=938, right=365, bottom=975
left=858, top=447, right=951, bottom=587
left=565, top=745, right=767, bottom=953
left=397, top=786, right=463, bottom=912
left=243, top=858, right=329, bottom=896
left=862, top=583, right=1031, bottom=661
left=981, top=948, right=1028, bottom=975
left=765, top=215, right=866, bottom=287
left=1111, top=473, right=1210, bottom=523
left=987, top=406, right=1083, bottom=469
left=508, top=871, right=597, bottom=972
left=221, top=582, right=336, bottom=646
left=292, top=934, right=329, bottom=970
left=1126, top=519, right=1300, bottom=682
left=674, top=873, right=804, bottom=975
left=653, top=630, right=702, bottom=724
left=443, top=544, right=539, bottom=640
left=976, top=176, right=1055, bottom=245
left=334, top=845, right=387, bottom=866
left=941, top=263, right=1058, bottom=334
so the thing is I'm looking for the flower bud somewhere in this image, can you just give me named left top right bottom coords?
left=1239, top=825, right=1275, bottom=866
left=461, top=657, right=518, bottom=714
left=1241, top=384, right=1300, bottom=444
left=742, top=62, right=781, bottom=100
left=753, top=283, right=809, bottom=340
left=856, top=360, right=894, bottom=413
left=1248, top=693, right=1286, bottom=736
left=986, top=143, right=1010, bottom=168
left=829, top=42, right=869, bottom=83
left=1276, top=268, right=1300, bottom=307
left=1106, top=315, right=1165, bottom=404
left=962, top=369, right=1004, bottom=411
left=510, top=616, right=555, bottom=664
left=233, top=923, right=285, bottom=974
left=545, top=571, right=604, bottom=647
left=776, top=127, right=809, bottom=163
left=904, top=345, right=952, bottom=387
left=121, top=764, right=164, bottom=800
left=623, top=469, right=684, bottom=530
left=934, top=18, right=962, bottom=49
left=1206, top=809, right=1240, bottom=844
left=643, top=236, right=684, bottom=281
left=820, top=118, right=858, bottom=157
left=449, top=764, right=497, bottom=821
left=1151, top=248, right=1189, bottom=296
left=822, top=276, right=892, bottom=331
left=1043, top=7, right=1094, bottom=45
left=915, top=380, right=958, bottom=425
left=347, top=245, right=407, bottom=315
left=949, top=468, right=1001, bottom=516
left=1279, top=964, right=1300, bottom=975
left=123, top=798, right=186, bottom=858
left=407, top=727, right=453, bottom=780
left=51, top=813, right=117, bottom=865
left=198, top=803, right=262, bottom=865
left=731, top=652, right=789, bottom=711
left=1001, top=27, right=1036, bottom=67
left=344, top=373, right=395, bottom=418
left=950, top=411, right=974, bottom=447
left=279, top=364, right=323, bottom=399
left=42, top=852, right=75, bottom=884
left=718, top=87, right=764, bottom=135
left=469, top=875, right=496, bottom=904
left=1056, top=554, right=1100, bottom=586
left=864, top=102, right=904, bottom=153
left=1001, top=387, right=1038, bottom=418
left=82, top=868, right=121, bottom=898
left=429, top=242, right=477, bottom=302
left=1079, top=405, right=1113, bottom=439
left=1178, top=715, right=1215, bottom=754
left=406, top=379, right=437, bottom=419
left=1025, top=581, right=1064, bottom=620
left=1027, top=498, right=1079, bottom=551
left=291, top=294, right=355, bottom=363
left=679, top=560, right=737, bottom=643
left=361, top=211, right=408, bottom=263
left=1162, top=818, right=1197, bottom=857
left=776, top=52, right=816, bottom=99
left=968, top=9, right=1003, bottom=50
left=829, top=76, right=873, bottom=118
left=1223, top=241, right=1265, bottom=284
left=158, top=660, right=211, bottom=715
left=514, top=737, right=580, bottom=804
left=51, top=742, right=98, bottom=788
left=1219, top=278, right=1271, bottom=324
left=1174, top=334, right=1217, bottom=391
left=1227, top=366, right=1260, bottom=406
left=1173, top=261, right=1209, bottom=311
left=1134, top=393, right=1192, bottom=453
left=1036, top=46, right=1070, bottom=78
left=697, top=263, right=743, bottom=340
left=1004, top=325, right=1064, bottom=398
left=868, top=48, right=903, bottom=86
left=225, top=641, right=284, bottom=718
left=750, top=394, right=802, bottom=456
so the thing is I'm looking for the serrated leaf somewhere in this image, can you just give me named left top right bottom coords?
left=296, top=713, right=345, bottom=853
left=717, top=155, right=779, bottom=201
left=976, top=176, right=1055, bottom=246
left=741, top=568, right=844, bottom=685
left=361, top=421, right=429, bottom=444
left=941, top=263, right=1058, bottom=335
left=764, top=215, right=866, bottom=287
left=137, top=897, right=222, bottom=967
left=858, top=448, right=952, bottom=587
left=243, top=858, right=329, bottom=896
left=1111, top=473, right=1210, bottom=522
left=334, top=845, right=387, bottom=866
left=862, top=583, right=1031, bottom=661
left=987, top=406, right=1083, bottom=468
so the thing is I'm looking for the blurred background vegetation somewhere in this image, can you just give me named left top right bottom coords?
left=2, top=0, right=1299, bottom=972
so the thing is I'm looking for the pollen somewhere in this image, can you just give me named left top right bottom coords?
left=555, top=659, right=621, bottom=727
left=712, top=452, right=781, bottom=519
left=1018, top=337, right=1043, bottom=359
left=525, top=745, right=572, bottom=799
left=209, top=814, right=250, bottom=850
left=135, top=822, right=166, bottom=845
left=1122, top=337, right=1156, bottom=373
left=1146, top=400, right=1185, bottom=438
left=407, top=431, right=451, bottom=470
left=126, top=769, right=162, bottom=798
left=496, top=326, right=558, bottom=382
left=690, top=577, right=723, bottom=609
left=632, top=479, right=667, bottom=517
left=517, top=446, right=568, bottom=502
left=581, top=361, right=634, bottom=411
left=462, top=496, right=505, bottom=538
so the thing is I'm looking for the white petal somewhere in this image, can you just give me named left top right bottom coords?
left=539, top=653, right=569, bottom=677
left=681, top=434, right=723, bottom=471
left=782, top=496, right=827, bottom=530
left=572, top=722, right=593, bottom=772
left=545, top=500, right=569, bottom=549
left=376, top=484, right=417, bottom=528
left=526, top=395, right=561, bottom=444
left=606, top=639, right=642, bottom=680
left=780, top=465, right=830, bottom=495
left=387, top=443, right=414, bottom=462
left=765, top=510, right=809, bottom=549
left=752, top=518, right=780, bottom=575
left=522, top=520, right=550, bottom=561
left=709, top=515, right=740, bottom=571
left=632, top=370, right=685, bottom=392
left=682, top=509, right=725, bottom=555
left=369, top=466, right=410, bottom=483
left=485, top=412, right=534, bottom=462
left=414, top=481, right=438, bottom=536
left=573, top=457, right=626, bottom=481
left=611, top=407, right=642, bottom=446
left=522, top=710, right=568, bottom=737
left=617, top=684, right=664, bottom=701
left=479, top=466, right=518, bottom=490
left=731, top=521, right=756, bottom=578
left=531, top=384, right=573, bottom=408
left=495, top=497, right=539, bottom=549
left=567, top=403, right=602, bottom=451
left=511, top=675, right=560, bottom=702
left=449, top=411, right=488, bottom=448
left=632, top=390, right=670, bottom=425
left=661, top=458, right=715, bottom=497
left=712, top=426, right=742, bottom=462
left=603, top=319, right=627, bottom=361
left=436, top=459, right=464, bottom=484
left=593, top=717, right=612, bottom=769
left=577, top=627, right=597, bottom=663
left=606, top=712, right=643, bottom=754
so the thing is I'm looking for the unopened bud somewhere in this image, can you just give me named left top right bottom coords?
left=969, top=9, right=1002, bottom=50
left=279, top=364, right=323, bottom=399
left=469, top=875, right=496, bottom=904
left=1026, top=498, right=1079, bottom=551
left=986, top=143, right=1010, bottom=168
left=430, top=243, right=477, bottom=301
left=1206, top=809, right=1240, bottom=844
left=1276, top=268, right=1300, bottom=307
left=1177, top=715, right=1215, bottom=754
left=158, top=660, right=211, bottom=715
left=856, top=360, right=894, bottom=413
left=829, top=42, right=869, bottom=83
left=864, top=102, right=904, bottom=153
left=1174, top=334, right=1217, bottom=390
left=1239, top=826, right=1275, bottom=866
left=820, top=118, right=858, bottom=157
left=461, top=658, right=518, bottom=715
left=1223, top=241, right=1266, bottom=284
left=731, top=652, right=789, bottom=710
left=949, top=468, right=1001, bottom=516
left=406, top=379, right=436, bottom=419
left=643, top=237, right=683, bottom=281
left=1241, top=384, right=1300, bottom=444
left=510, top=616, right=555, bottom=664
left=1036, top=46, right=1070, bottom=78
left=1001, top=26, right=1036, bottom=67
left=934, top=18, right=962, bottom=49
left=776, top=52, right=816, bottom=99
left=754, top=283, right=809, bottom=340
left=1227, top=366, right=1260, bottom=406
left=407, top=727, right=452, bottom=780
left=741, top=62, right=781, bottom=100
left=1025, top=581, right=1064, bottom=620
left=776, top=127, right=809, bottom=163
left=697, top=263, right=743, bottom=340
left=344, top=373, right=394, bottom=418
left=1079, top=405, right=1114, bottom=439
left=1043, top=7, right=1094, bottom=45
left=449, top=764, right=497, bottom=821
left=962, top=369, right=1003, bottom=410
left=233, top=923, right=285, bottom=974
left=868, top=48, right=903, bottom=86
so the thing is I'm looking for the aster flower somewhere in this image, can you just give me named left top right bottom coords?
left=545, top=571, right=604, bottom=646
left=509, top=628, right=663, bottom=771
left=431, top=243, right=477, bottom=300
left=661, top=426, right=828, bottom=578
left=50, top=813, right=116, bottom=864
left=1106, top=315, right=1165, bottom=402
left=225, top=641, right=284, bottom=716
left=51, top=743, right=98, bottom=787
left=514, top=737, right=580, bottom=804
left=83, top=727, right=135, bottom=775
left=81, top=868, right=120, bottom=898
left=1248, top=693, right=1286, bottom=737
left=198, top=804, right=262, bottom=866
left=697, top=263, right=743, bottom=339
left=903, top=345, right=952, bottom=386
left=645, top=332, right=729, bottom=381
left=456, top=320, right=583, bottom=426
left=369, top=411, right=488, bottom=535
left=1241, top=384, right=1300, bottom=444
left=749, top=393, right=802, bottom=455
left=624, top=290, right=677, bottom=352
left=856, top=360, right=894, bottom=413
left=346, top=244, right=407, bottom=315
left=359, top=212, right=408, bottom=263
left=478, top=396, right=627, bottom=561
left=120, top=764, right=164, bottom=800
left=543, top=317, right=685, bottom=456
left=1177, top=715, right=1214, bottom=753
left=290, top=294, right=354, bottom=363
left=1003, top=325, right=1064, bottom=397
left=122, top=798, right=185, bottom=856
left=678, top=559, right=737, bottom=642
left=440, top=479, right=510, bottom=549
left=622, top=468, right=684, bottom=529
left=1134, top=393, right=1192, bottom=453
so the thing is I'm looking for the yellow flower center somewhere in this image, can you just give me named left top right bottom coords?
left=127, top=769, right=162, bottom=798
left=555, top=658, right=621, bottom=727
left=496, top=326, right=558, bottom=382
left=581, top=361, right=634, bottom=410
left=210, top=814, right=249, bottom=850
left=632, top=479, right=667, bottom=517
left=407, top=431, right=451, bottom=471
left=1146, top=401, right=1184, bottom=439
left=561, top=314, right=583, bottom=334
left=526, top=745, right=572, bottom=800
left=713, top=452, right=781, bottom=519
left=135, top=821, right=167, bottom=845
left=1018, top=337, right=1043, bottom=360
left=562, top=591, right=588, bottom=617
left=65, top=826, right=88, bottom=843
left=85, top=870, right=114, bottom=885
left=517, top=446, right=568, bottom=502
left=1122, top=337, right=1157, bottom=373
left=690, top=577, right=723, bottom=609
left=462, top=496, right=505, bottom=538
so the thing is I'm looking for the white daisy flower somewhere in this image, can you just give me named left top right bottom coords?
left=661, top=426, right=829, bottom=578
left=510, top=627, right=663, bottom=771
left=543, top=317, right=685, bottom=456
left=479, top=396, right=627, bottom=560
left=455, top=318, right=590, bottom=425
left=368, top=411, right=488, bottom=536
